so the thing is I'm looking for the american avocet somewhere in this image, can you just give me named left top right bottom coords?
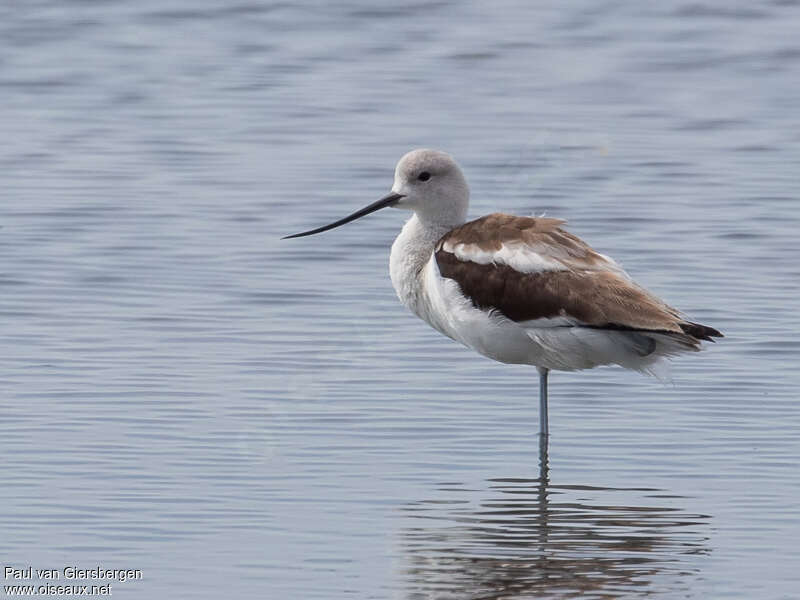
left=284, top=149, right=722, bottom=438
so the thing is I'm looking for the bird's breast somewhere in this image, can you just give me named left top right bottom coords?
left=389, top=216, right=446, bottom=315
left=389, top=236, right=425, bottom=315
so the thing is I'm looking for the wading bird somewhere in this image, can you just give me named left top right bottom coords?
left=284, top=149, right=722, bottom=440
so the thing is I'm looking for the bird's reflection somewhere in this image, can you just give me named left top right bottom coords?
left=400, top=463, right=710, bottom=599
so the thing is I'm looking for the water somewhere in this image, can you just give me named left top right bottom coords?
left=2, top=1, right=799, bottom=598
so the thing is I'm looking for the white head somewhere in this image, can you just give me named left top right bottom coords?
left=390, top=149, right=470, bottom=227
left=283, top=149, right=470, bottom=239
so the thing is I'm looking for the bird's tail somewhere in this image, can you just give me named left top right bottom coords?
left=632, top=321, right=723, bottom=381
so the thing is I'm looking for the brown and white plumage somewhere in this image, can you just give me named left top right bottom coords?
left=434, top=213, right=721, bottom=361
left=285, top=149, right=723, bottom=436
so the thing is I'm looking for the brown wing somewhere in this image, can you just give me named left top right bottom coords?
left=435, top=213, right=722, bottom=340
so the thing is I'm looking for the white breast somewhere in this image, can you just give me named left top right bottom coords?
left=415, top=255, right=545, bottom=365
left=389, top=215, right=449, bottom=316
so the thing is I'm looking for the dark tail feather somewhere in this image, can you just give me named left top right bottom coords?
left=679, top=321, right=724, bottom=342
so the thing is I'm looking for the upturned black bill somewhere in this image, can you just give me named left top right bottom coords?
left=282, top=192, right=404, bottom=239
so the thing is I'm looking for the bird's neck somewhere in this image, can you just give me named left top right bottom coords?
left=389, top=214, right=461, bottom=313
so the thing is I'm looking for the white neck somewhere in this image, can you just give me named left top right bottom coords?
left=389, top=213, right=462, bottom=314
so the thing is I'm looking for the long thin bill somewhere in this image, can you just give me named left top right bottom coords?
left=282, top=192, right=404, bottom=239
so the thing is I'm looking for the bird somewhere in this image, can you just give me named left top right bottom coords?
left=284, top=149, right=723, bottom=439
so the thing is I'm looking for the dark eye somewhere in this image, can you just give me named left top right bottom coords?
left=417, top=171, right=431, bottom=182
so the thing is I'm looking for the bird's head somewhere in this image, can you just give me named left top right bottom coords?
left=389, top=149, right=470, bottom=226
left=283, top=149, right=469, bottom=239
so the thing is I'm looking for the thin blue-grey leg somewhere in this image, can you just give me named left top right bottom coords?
left=538, top=367, right=549, bottom=437
left=537, top=367, right=550, bottom=480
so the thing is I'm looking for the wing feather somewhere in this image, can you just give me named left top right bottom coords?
left=435, top=213, right=722, bottom=343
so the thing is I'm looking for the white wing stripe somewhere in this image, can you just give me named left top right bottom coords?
left=445, top=241, right=567, bottom=273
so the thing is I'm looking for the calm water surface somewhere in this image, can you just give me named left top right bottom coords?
left=2, top=1, right=799, bottom=598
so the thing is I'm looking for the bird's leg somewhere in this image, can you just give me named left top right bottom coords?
left=537, top=367, right=550, bottom=479
left=538, top=367, right=549, bottom=437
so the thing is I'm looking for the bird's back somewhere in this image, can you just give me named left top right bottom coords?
left=427, top=213, right=721, bottom=374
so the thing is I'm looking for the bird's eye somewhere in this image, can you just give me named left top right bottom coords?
left=417, top=171, right=431, bottom=182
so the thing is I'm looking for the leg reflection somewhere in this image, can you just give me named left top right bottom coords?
left=538, top=431, right=549, bottom=483
left=400, top=476, right=710, bottom=598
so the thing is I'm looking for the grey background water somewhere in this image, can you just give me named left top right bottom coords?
left=1, top=1, right=799, bottom=598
